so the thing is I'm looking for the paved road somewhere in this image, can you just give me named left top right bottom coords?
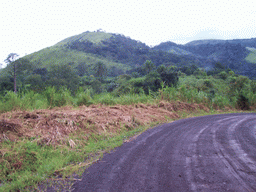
left=72, top=113, right=256, bottom=192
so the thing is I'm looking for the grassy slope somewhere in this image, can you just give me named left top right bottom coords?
left=24, top=46, right=131, bottom=71
left=246, top=50, right=256, bottom=63
left=55, top=31, right=113, bottom=46
left=23, top=31, right=131, bottom=71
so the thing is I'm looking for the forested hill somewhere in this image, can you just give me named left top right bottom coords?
left=24, top=31, right=203, bottom=73
left=60, top=32, right=202, bottom=68
left=2, top=31, right=256, bottom=82
left=185, top=38, right=256, bottom=47
left=20, top=31, right=256, bottom=78
left=153, top=38, right=256, bottom=78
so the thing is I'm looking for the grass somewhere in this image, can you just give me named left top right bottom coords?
left=24, top=46, right=130, bottom=72
left=55, top=31, right=113, bottom=46
left=0, top=79, right=254, bottom=113
left=1, top=105, right=253, bottom=191
left=0, top=74, right=256, bottom=190
left=0, top=117, right=156, bottom=191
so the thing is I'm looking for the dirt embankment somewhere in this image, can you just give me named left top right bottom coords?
left=0, top=101, right=209, bottom=144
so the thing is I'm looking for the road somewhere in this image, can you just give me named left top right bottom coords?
left=72, top=113, right=256, bottom=192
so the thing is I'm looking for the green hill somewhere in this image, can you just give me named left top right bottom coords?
left=8, top=31, right=256, bottom=80
left=23, top=31, right=132, bottom=77
left=24, top=46, right=130, bottom=71
left=55, top=31, right=113, bottom=46
left=24, top=31, right=201, bottom=76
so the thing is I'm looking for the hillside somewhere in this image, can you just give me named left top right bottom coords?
left=2, top=31, right=256, bottom=80
left=185, top=38, right=256, bottom=47
left=154, top=38, right=256, bottom=78
left=246, top=49, right=256, bottom=63
left=55, top=31, right=113, bottom=46
left=24, top=32, right=130, bottom=76
left=23, top=31, right=203, bottom=77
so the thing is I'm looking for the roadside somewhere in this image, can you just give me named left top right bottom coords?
left=0, top=101, right=253, bottom=191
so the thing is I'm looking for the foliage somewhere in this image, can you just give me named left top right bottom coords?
left=144, top=71, right=162, bottom=93
left=93, top=61, right=107, bottom=80
left=91, top=79, right=103, bottom=94
left=218, top=71, right=228, bottom=80
left=245, top=50, right=256, bottom=63
left=159, top=70, right=179, bottom=88
left=236, top=93, right=250, bottom=110
left=4, top=54, right=32, bottom=93
left=76, top=87, right=93, bottom=106
left=47, top=64, right=80, bottom=93
left=142, top=60, right=155, bottom=75
left=44, top=87, right=73, bottom=108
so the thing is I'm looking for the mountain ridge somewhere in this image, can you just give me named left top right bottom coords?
left=22, top=31, right=256, bottom=78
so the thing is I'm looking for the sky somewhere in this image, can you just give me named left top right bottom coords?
left=1, top=0, right=256, bottom=67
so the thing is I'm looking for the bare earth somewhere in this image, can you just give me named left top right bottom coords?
left=72, top=113, right=256, bottom=192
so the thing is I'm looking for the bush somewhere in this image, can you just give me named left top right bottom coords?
left=44, top=87, right=73, bottom=108
left=218, top=71, right=228, bottom=80
left=96, top=93, right=117, bottom=105
left=203, top=79, right=213, bottom=89
left=76, top=87, right=93, bottom=106
left=237, top=94, right=250, bottom=110
left=212, top=94, right=231, bottom=109
left=0, top=91, right=21, bottom=112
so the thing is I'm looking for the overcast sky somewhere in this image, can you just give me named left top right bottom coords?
left=1, top=0, right=256, bottom=67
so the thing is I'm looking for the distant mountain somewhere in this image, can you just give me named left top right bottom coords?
left=154, top=38, right=256, bottom=78
left=185, top=38, right=256, bottom=47
left=185, top=39, right=226, bottom=46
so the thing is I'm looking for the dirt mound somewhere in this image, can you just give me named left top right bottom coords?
left=0, top=101, right=209, bottom=144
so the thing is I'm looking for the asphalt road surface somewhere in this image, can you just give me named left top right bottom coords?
left=72, top=113, right=256, bottom=192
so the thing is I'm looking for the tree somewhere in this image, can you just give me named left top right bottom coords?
left=142, top=60, right=155, bottom=75
left=93, top=62, right=107, bottom=81
left=144, top=71, right=162, bottom=92
left=214, top=62, right=225, bottom=71
left=157, top=65, right=167, bottom=74
left=159, top=71, right=179, bottom=88
left=75, top=62, right=88, bottom=77
left=4, top=53, right=19, bottom=93
left=218, top=71, right=228, bottom=80
left=47, top=64, right=79, bottom=92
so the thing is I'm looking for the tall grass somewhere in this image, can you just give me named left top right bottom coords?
left=0, top=91, right=46, bottom=113
left=44, top=86, right=73, bottom=108
left=75, top=87, right=94, bottom=106
left=0, top=80, right=255, bottom=114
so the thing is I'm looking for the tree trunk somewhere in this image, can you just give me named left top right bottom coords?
left=14, top=63, right=17, bottom=93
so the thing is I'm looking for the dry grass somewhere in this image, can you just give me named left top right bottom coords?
left=0, top=101, right=209, bottom=145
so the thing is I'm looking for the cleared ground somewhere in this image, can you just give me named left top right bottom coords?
left=0, top=101, right=208, bottom=144
left=72, top=113, right=256, bottom=191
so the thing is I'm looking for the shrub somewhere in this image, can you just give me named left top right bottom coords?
left=237, top=94, right=250, bottom=110
left=44, top=86, right=73, bottom=108
left=203, top=79, right=213, bottom=88
left=218, top=71, right=228, bottom=80
left=76, top=87, right=93, bottom=106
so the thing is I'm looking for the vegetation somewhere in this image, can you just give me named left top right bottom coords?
left=0, top=31, right=256, bottom=191
left=0, top=61, right=255, bottom=113
left=1, top=75, right=255, bottom=190
left=246, top=49, right=256, bottom=63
